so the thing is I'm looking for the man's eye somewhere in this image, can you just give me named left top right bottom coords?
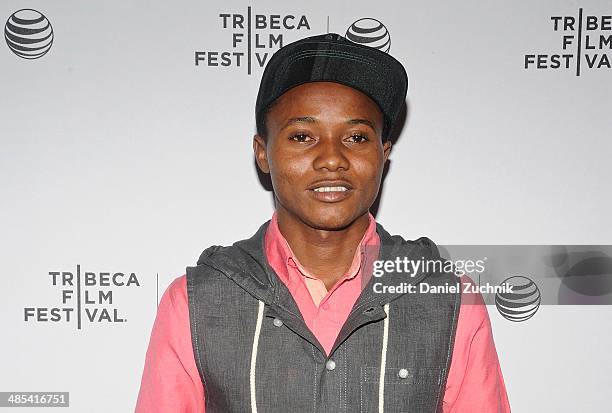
left=290, top=133, right=313, bottom=143
left=346, top=134, right=369, bottom=143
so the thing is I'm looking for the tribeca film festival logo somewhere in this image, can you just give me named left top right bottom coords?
left=345, top=18, right=391, bottom=52
left=194, top=6, right=312, bottom=74
left=4, top=9, right=53, bottom=59
left=23, top=265, right=141, bottom=329
left=525, top=8, right=611, bottom=75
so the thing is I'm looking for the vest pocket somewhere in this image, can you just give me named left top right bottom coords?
left=359, top=366, right=441, bottom=413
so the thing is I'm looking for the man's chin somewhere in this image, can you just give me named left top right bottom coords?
left=301, top=208, right=364, bottom=232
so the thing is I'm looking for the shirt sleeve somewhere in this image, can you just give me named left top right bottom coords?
left=135, top=275, right=205, bottom=413
left=442, top=275, right=511, bottom=413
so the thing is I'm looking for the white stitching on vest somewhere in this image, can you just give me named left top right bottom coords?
left=312, top=346, right=317, bottom=413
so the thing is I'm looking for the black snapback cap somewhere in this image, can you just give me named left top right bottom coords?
left=255, top=32, right=409, bottom=141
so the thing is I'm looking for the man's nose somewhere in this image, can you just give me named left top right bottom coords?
left=312, top=137, right=349, bottom=171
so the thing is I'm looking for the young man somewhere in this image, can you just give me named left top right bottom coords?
left=136, top=33, right=510, bottom=412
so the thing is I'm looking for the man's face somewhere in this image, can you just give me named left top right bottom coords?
left=253, top=81, right=391, bottom=231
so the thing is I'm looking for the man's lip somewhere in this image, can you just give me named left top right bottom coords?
left=306, top=180, right=354, bottom=191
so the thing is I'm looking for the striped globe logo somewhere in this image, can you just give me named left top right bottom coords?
left=345, top=18, right=390, bottom=53
left=4, top=9, right=53, bottom=59
left=495, top=276, right=541, bottom=322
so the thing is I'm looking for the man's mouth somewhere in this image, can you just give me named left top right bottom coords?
left=313, top=186, right=349, bottom=193
left=306, top=179, right=354, bottom=191
left=307, top=181, right=354, bottom=202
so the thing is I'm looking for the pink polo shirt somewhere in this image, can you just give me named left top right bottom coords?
left=266, top=211, right=380, bottom=354
left=136, top=213, right=511, bottom=412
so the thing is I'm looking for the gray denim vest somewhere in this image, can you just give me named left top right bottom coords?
left=186, top=221, right=461, bottom=413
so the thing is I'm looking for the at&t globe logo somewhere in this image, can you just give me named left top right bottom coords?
left=4, top=9, right=53, bottom=59
left=495, top=276, right=541, bottom=322
left=346, top=18, right=390, bottom=52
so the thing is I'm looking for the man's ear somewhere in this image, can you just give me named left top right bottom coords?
left=383, top=139, right=392, bottom=162
left=253, top=134, right=270, bottom=174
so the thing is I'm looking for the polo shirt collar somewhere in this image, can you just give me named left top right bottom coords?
left=266, top=211, right=379, bottom=283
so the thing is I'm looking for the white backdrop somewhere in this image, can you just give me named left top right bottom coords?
left=1, top=0, right=611, bottom=411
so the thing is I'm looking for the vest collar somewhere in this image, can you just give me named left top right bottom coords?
left=194, top=218, right=443, bottom=356
left=196, top=219, right=441, bottom=307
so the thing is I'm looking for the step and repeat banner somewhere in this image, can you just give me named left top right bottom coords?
left=1, top=0, right=610, bottom=412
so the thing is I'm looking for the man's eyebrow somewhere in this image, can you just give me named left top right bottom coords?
left=347, top=118, right=377, bottom=131
left=281, top=116, right=316, bottom=130
left=279, top=116, right=378, bottom=132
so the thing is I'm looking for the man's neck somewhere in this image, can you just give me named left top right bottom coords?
left=276, top=209, right=371, bottom=290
